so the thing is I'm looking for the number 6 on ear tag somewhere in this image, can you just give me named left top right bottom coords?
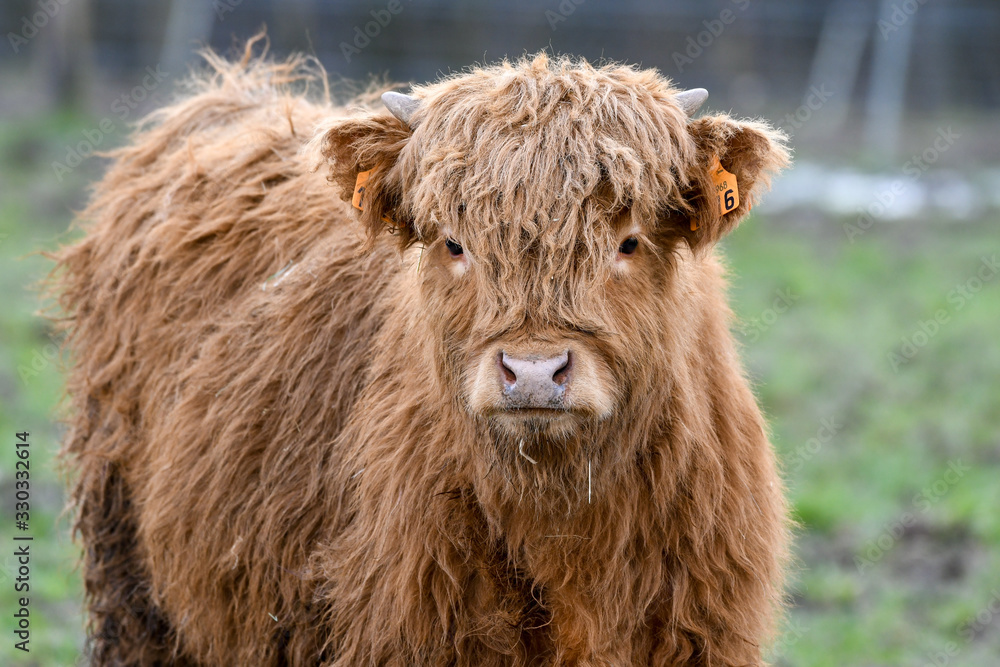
left=353, top=169, right=396, bottom=225
left=710, top=155, right=739, bottom=215
left=353, top=169, right=373, bottom=211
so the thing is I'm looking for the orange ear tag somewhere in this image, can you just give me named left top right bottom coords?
left=351, top=169, right=372, bottom=211
left=692, top=155, right=740, bottom=231
left=711, top=155, right=739, bottom=213
left=352, top=169, right=395, bottom=225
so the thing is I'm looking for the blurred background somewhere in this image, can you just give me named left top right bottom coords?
left=1, top=1, right=998, bottom=665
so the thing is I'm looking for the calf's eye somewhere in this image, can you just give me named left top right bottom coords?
left=445, top=238, right=464, bottom=257
left=619, top=237, right=639, bottom=255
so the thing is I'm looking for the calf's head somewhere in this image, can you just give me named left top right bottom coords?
left=319, top=55, right=788, bottom=450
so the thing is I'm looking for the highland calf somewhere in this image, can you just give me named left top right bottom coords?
left=53, top=42, right=791, bottom=666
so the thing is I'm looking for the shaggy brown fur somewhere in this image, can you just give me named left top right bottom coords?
left=52, top=40, right=791, bottom=666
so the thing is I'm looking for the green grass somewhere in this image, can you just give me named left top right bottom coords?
left=0, top=111, right=99, bottom=666
left=724, top=213, right=1000, bottom=666
left=1, top=111, right=998, bottom=665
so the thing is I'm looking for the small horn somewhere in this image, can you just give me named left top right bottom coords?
left=381, top=91, right=420, bottom=126
left=676, top=88, right=708, bottom=116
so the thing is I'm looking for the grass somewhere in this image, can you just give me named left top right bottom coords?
left=0, top=111, right=998, bottom=666
left=725, top=214, right=1000, bottom=666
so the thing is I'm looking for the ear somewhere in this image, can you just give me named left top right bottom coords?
left=674, top=115, right=790, bottom=251
left=315, top=114, right=414, bottom=250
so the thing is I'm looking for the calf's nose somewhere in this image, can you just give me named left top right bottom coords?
left=499, top=350, right=572, bottom=408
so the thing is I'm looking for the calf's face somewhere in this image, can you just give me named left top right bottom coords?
left=319, top=55, right=788, bottom=445
left=420, top=201, right=664, bottom=442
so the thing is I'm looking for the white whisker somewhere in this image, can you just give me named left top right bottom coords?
left=588, top=459, right=592, bottom=504
left=518, top=439, right=537, bottom=465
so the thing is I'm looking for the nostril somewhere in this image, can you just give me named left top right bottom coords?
left=499, top=350, right=571, bottom=403
left=552, top=351, right=572, bottom=386
left=498, top=352, right=517, bottom=386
